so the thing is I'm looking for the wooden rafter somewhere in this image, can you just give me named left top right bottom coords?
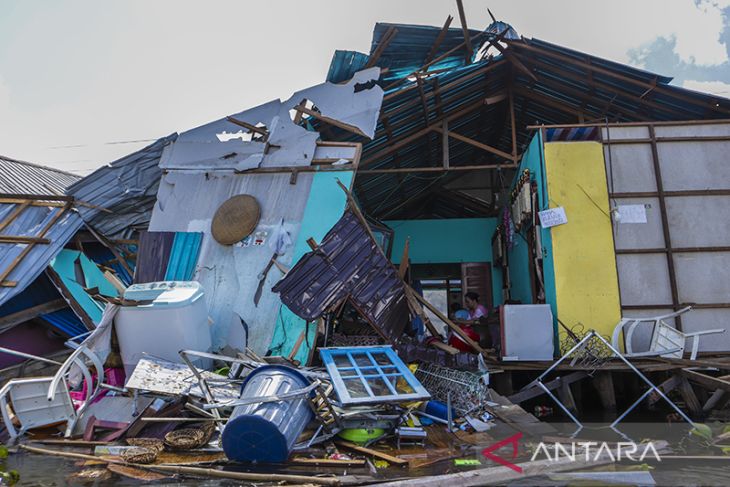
left=226, top=116, right=269, bottom=137
left=0, top=201, right=30, bottom=234
left=510, top=51, right=691, bottom=120
left=365, top=26, right=398, bottom=68
left=432, top=125, right=515, bottom=162
left=0, top=201, right=72, bottom=287
left=293, top=104, right=367, bottom=137
left=425, top=16, right=454, bottom=64
left=455, top=0, right=473, bottom=63
left=357, top=162, right=517, bottom=175
left=363, top=94, right=505, bottom=166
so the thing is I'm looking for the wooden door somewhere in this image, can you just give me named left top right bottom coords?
left=461, top=262, right=492, bottom=310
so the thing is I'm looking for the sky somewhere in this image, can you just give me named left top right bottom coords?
left=2, top=0, right=730, bottom=175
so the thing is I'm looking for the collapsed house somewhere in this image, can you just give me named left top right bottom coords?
left=2, top=8, right=730, bottom=485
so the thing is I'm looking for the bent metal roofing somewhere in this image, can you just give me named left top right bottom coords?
left=0, top=157, right=84, bottom=306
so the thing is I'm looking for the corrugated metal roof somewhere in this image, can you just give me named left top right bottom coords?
left=40, top=308, right=88, bottom=338
left=0, top=155, right=80, bottom=195
left=323, top=21, right=730, bottom=219
left=0, top=202, right=84, bottom=306
left=67, top=134, right=177, bottom=238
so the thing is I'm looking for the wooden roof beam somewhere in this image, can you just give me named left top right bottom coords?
left=365, top=26, right=399, bottom=69
left=425, top=16, right=454, bottom=64
left=506, top=40, right=730, bottom=116
left=456, top=0, right=473, bottom=63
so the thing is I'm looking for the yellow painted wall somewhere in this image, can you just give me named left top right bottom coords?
left=544, top=142, right=621, bottom=341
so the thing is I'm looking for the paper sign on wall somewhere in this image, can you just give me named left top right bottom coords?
left=538, top=207, right=568, bottom=228
left=616, top=204, right=647, bottom=224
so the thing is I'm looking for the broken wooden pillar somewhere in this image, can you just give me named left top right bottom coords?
left=675, top=373, right=702, bottom=416
left=593, top=371, right=617, bottom=412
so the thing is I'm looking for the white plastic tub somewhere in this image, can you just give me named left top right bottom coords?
left=115, top=281, right=212, bottom=376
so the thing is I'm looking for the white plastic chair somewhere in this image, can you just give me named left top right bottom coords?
left=611, top=306, right=725, bottom=360
left=0, top=347, right=100, bottom=438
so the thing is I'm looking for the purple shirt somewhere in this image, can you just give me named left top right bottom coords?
left=468, top=304, right=488, bottom=320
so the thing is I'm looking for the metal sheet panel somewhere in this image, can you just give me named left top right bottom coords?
left=67, top=135, right=177, bottom=238
left=149, top=171, right=314, bottom=353
left=273, top=209, right=410, bottom=342
left=0, top=155, right=80, bottom=195
left=0, top=203, right=84, bottom=306
left=165, top=232, right=203, bottom=281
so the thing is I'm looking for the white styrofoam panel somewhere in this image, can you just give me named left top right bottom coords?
left=666, top=196, right=730, bottom=247
left=655, top=123, right=730, bottom=138
left=657, top=141, right=730, bottom=191
left=616, top=254, right=672, bottom=306
left=601, top=126, right=650, bottom=140
left=603, top=144, right=656, bottom=193
left=679, top=308, right=730, bottom=353
left=674, top=252, right=730, bottom=303
left=611, top=197, right=664, bottom=249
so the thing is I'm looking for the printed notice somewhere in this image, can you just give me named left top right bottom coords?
left=538, top=207, right=568, bottom=228
left=616, top=204, right=647, bottom=224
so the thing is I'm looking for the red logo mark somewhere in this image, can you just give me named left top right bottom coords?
left=481, top=432, right=523, bottom=473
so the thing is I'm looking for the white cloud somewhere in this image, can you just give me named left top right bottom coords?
left=683, top=79, right=730, bottom=95
left=672, top=0, right=729, bottom=65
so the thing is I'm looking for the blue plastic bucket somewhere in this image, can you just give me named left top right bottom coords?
left=221, top=365, right=313, bottom=463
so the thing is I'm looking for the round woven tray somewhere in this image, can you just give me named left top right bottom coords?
left=126, top=437, right=165, bottom=454
left=211, top=194, right=260, bottom=245
left=121, top=446, right=158, bottom=464
left=164, top=422, right=216, bottom=450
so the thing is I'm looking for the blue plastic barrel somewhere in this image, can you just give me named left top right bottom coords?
left=222, top=365, right=313, bottom=463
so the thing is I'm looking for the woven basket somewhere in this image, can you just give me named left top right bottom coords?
left=121, top=446, right=158, bottom=464
left=164, top=422, right=216, bottom=450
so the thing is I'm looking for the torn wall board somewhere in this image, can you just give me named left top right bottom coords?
left=149, top=171, right=315, bottom=352
left=158, top=68, right=382, bottom=172
left=47, top=249, right=120, bottom=326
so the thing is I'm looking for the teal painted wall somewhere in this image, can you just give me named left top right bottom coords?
left=384, top=218, right=501, bottom=307
left=503, top=132, right=558, bottom=347
left=268, top=171, right=354, bottom=364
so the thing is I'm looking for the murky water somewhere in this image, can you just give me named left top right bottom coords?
left=6, top=422, right=730, bottom=486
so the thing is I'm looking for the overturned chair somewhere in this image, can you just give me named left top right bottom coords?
left=611, top=306, right=725, bottom=360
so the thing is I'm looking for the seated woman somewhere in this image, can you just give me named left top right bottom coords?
left=465, top=292, right=488, bottom=320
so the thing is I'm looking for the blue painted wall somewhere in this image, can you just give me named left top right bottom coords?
left=384, top=218, right=501, bottom=307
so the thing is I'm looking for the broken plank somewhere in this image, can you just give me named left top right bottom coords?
left=703, top=389, right=729, bottom=413
left=335, top=440, right=408, bottom=465
left=20, top=445, right=341, bottom=485
left=508, top=372, right=587, bottom=404
left=291, top=457, right=366, bottom=467
left=675, top=373, right=702, bottom=416
left=107, top=464, right=171, bottom=482
left=681, top=368, right=730, bottom=394
left=0, top=298, right=67, bottom=330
